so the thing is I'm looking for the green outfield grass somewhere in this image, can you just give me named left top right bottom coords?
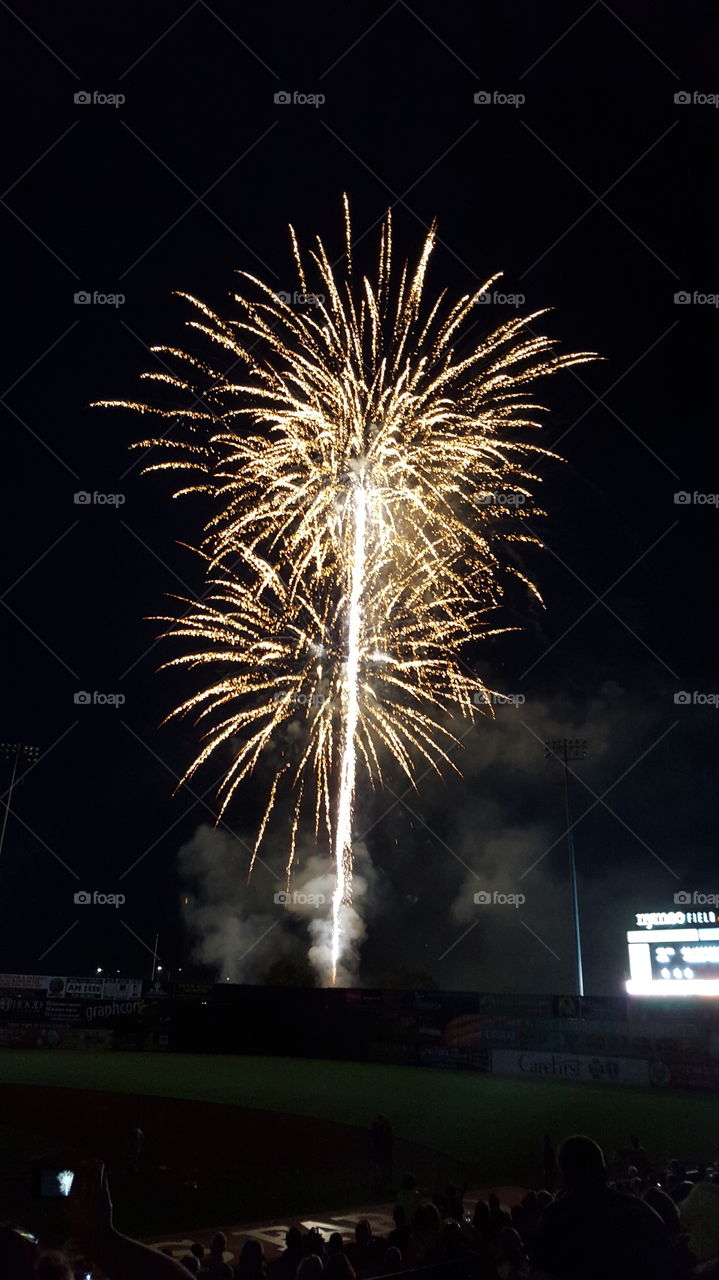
left=1, top=1051, right=717, bottom=1187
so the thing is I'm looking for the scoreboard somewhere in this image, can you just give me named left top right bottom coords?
left=626, top=909, right=719, bottom=996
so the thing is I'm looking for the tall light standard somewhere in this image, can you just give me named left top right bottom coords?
left=544, top=737, right=588, bottom=997
left=0, top=742, right=39, bottom=863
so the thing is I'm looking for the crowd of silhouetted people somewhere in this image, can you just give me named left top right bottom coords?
left=4, top=1133, right=719, bottom=1279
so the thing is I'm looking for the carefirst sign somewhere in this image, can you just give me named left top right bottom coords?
left=491, top=1049, right=649, bottom=1086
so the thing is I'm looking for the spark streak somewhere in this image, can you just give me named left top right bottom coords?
left=331, top=479, right=366, bottom=981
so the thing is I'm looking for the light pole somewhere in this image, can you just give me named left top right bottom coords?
left=545, top=737, right=588, bottom=997
left=0, top=742, right=40, bottom=864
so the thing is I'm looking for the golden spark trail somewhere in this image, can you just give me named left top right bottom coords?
left=95, top=202, right=597, bottom=985
left=331, top=477, right=367, bottom=982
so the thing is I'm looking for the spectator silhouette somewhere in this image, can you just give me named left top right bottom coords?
left=439, top=1219, right=463, bottom=1259
left=488, top=1195, right=511, bottom=1240
left=68, top=1160, right=194, bottom=1279
left=443, top=1183, right=464, bottom=1221
left=628, top=1134, right=650, bottom=1179
left=616, top=1134, right=650, bottom=1182
left=542, top=1135, right=558, bottom=1192
left=531, top=1134, right=676, bottom=1280
left=272, top=1229, right=303, bottom=1280
left=398, top=1174, right=423, bottom=1222
left=680, top=1174, right=719, bottom=1262
left=296, top=1255, right=324, bottom=1280
left=238, top=1239, right=268, bottom=1280
left=644, top=1187, right=694, bottom=1278
left=518, top=1191, right=540, bottom=1244
left=409, top=1202, right=441, bottom=1266
left=126, top=1125, right=144, bottom=1174
left=383, top=1246, right=402, bottom=1272
left=387, top=1205, right=409, bottom=1255
left=303, top=1230, right=327, bottom=1264
left=0, top=1228, right=38, bottom=1280
left=472, top=1200, right=490, bottom=1238
left=206, top=1233, right=232, bottom=1280
left=497, top=1226, right=530, bottom=1280
left=346, top=1220, right=383, bottom=1278
left=324, top=1253, right=356, bottom=1280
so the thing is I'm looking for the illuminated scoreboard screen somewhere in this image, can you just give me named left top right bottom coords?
left=626, top=909, right=719, bottom=996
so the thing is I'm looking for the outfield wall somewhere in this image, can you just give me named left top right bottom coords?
left=2, top=978, right=719, bottom=1088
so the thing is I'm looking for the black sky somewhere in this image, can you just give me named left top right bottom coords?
left=1, top=1, right=717, bottom=992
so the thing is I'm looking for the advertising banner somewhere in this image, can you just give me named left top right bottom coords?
left=0, top=992, right=47, bottom=1021
left=0, top=1022, right=113, bottom=1050
left=663, top=1061, right=719, bottom=1090
left=491, top=1048, right=650, bottom=1086
left=0, top=974, right=62, bottom=993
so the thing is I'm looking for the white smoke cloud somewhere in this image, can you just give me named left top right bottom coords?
left=450, top=820, right=554, bottom=924
left=176, top=677, right=706, bottom=994
left=364, top=676, right=695, bottom=992
left=305, top=843, right=373, bottom=986
left=179, top=824, right=288, bottom=981
left=178, top=825, right=376, bottom=986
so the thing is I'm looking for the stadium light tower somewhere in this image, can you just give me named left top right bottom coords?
left=0, top=742, right=40, bottom=864
left=544, top=737, right=588, bottom=998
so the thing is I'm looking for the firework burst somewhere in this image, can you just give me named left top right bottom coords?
left=98, top=200, right=595, bottom=984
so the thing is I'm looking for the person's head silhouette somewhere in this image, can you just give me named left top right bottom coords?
left=559, top=1135, right=606, bottom=1192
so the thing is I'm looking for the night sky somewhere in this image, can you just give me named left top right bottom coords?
left=1, top=1, right=717, bottom=993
